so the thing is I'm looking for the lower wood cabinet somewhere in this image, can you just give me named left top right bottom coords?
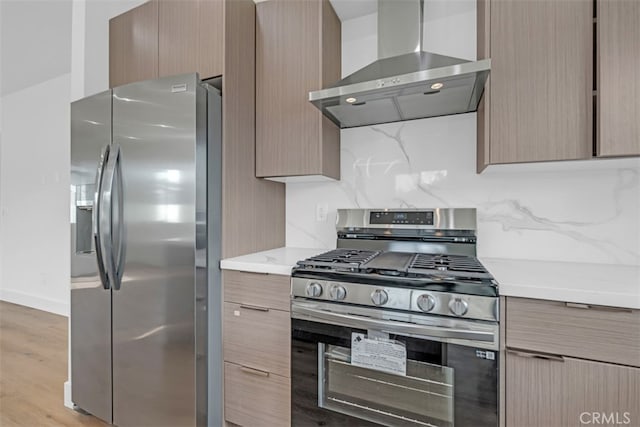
left=505, top=297, right=640, bottom=367
left=224, top=361, right=290, bottom=427
left=505, top=297, right=640, bottom=427
left=223, top=271, right=291, bottom=426
left=506, top=350, right=565, bottom=427
left=223, top=302, right=290, bottom=378
left=507, top=351, right=640, bottom=427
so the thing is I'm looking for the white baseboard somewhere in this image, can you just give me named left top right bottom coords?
left=0, top=289, right=69, bottom=316
left=64, top=380, right=73, bottom=409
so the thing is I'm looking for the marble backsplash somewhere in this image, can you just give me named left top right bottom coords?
left=285, top=113, right=640, bottom=265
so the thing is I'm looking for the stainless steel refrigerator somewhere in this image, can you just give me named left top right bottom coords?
left=70, top=73, right=222, bottom=427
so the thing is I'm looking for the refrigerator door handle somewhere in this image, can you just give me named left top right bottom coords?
left=93, top=145, right=111, bottom=290
left=113, top=148, right=126, bottom=290
left=101, top=143, right=120, bottom=288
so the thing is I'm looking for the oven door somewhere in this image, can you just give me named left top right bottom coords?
left=291, top=301, right=499, bottom=427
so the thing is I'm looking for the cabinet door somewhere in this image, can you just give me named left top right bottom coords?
left=158, top=0, right=198, bottom=77
left=507, top=350, right=640, bottom=427
left=564, top=358, right=640, bottom=427
left=198, top=0, right=224, bottom=79
left=224, top=362, right=290, bottom=427
left=506, top=350, right=566, bottom=427
left=256, top=0, right=340, bottom=180
left=158, top=0, right=224, bottom=80
left=109, top=1, right=158, bottom=88
left=489, top=0, right=593, bottom=164
left=597, top=0, right=640, bottom=157
left=223, top=302, right=290, bottom=378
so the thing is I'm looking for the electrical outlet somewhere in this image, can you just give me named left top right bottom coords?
left=316, top=203, right=328, bottom=222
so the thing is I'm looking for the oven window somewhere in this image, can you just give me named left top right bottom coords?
left=320, top=343, right=454, bottom=427
left=292, top=318, right=498, bottom=427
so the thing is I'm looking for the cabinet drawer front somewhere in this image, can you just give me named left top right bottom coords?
left=506, top=350, right=640, bottom=427
left=223, top=270, right=291, bottom=312
left=563, top=357, right=640, bottom=427
left=506, top=297, right=640, bottom=367
left=223, top=302, right=290, bottom=377
left=224, top=362, right=290, bottom=427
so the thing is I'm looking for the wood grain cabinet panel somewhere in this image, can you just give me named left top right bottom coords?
left=158, top=0, right=224, bottom=80
left=198, top=0, right=224, bottom=79
left=222, top=270, right=291, bottom=426
left=505, top=297, right=640, bottom=367
left=564, top=357, right=640, bottom=427
left=109, top=1, right=159, bottom=88
left=477, top=0, right=593, bottom=170
left=256, top=0, right=340, bottom=181
left=112, top=0, right=224, bottom=86
left=597, top=0, right=640, bottom=157
left=505, top=296, right=640, bottom=427
left=223, top=270, right=290, bottom=312
left=223, top=302, right=290, bottom=378
left=506, top=350, right=566, bottom=427
left=506, top=351, right=640, bottom=427
left=158, top=0, right=199, bottom=77
left=224, top=362, right=290, bottom=427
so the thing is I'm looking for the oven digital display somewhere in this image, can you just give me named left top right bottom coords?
left=370, top=211, right=434, bottom=225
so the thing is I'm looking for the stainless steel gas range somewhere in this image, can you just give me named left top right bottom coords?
left=291, top=208, right=499, bottom=427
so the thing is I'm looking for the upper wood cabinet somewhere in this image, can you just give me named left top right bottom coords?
left=478, top=0, right=640, bottom=171
left=109, top=1, right=159, bottom=88
left=477, top=0, right=593, bottom=171
left=597, top=0, right=640, bottom=157
left=256, top=0, right=341, bottom=181
left=110, top=0, right=223, bottom=88
left=158, top=0, right=224, bottom=80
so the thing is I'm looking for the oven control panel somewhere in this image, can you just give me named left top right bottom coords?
left=292, top=277, right=499, bottom=322
left=369, top=210, right=434, bottom=225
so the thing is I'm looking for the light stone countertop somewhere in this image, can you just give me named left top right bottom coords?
left=220, top=247, right=640, bottom=309
left=220, top=247, right=330, bottom=276
left=481, top=257, right=640, bottom=309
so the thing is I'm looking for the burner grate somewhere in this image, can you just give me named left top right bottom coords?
left=296, top=249, right=379, bottom=270
left=408, top=254, right=492, bottom=279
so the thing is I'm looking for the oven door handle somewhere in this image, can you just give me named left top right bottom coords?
left=292, top=305, right=496, bottom=343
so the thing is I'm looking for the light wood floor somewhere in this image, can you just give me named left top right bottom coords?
left=0, top=301, right=106, bottom=426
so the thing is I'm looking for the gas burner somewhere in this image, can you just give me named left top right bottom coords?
left=408, top=253, right=493, bottom=280
left=295, top=249, right=379, bottom=272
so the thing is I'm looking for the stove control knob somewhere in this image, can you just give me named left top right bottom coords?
left=449, top=297, right=469, bottom=316
left=329, top=285, right=347, bottom=301
left=417, top=294, right=436, bottom=312
left=306, top=282, right=323, bottom=298
left=371, top=289, right=389, bottom=306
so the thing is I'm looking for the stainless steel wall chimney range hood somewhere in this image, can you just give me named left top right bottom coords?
left=310, top=0, right=491, bottom=128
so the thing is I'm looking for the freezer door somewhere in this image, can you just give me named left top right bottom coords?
left=70, top=90, right=113, bottom=424
left=112, top=74, right=201, bottom=427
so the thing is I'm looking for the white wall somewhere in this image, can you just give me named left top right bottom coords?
left=0, top=0, right=144, bottom=315
left=286, top=4, right=640, bottom=266
left=0, top=0, right=73, bottom=315
left=0, top=74, right=72, bottom=315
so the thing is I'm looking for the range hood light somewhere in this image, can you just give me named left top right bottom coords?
left=345, top=97, right=357, bottom=104
left=430, top=82, right=444, bottom=90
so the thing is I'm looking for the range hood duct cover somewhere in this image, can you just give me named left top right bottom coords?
left=310, top=0, right=491, bottom=129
